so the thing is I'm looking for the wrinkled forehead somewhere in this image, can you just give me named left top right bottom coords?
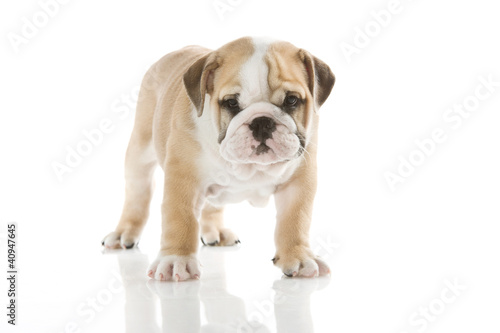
left=214, top=38, right=309, bottom=103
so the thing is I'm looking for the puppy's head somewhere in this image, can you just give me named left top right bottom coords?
left=184, top=37, right=335, bottom=165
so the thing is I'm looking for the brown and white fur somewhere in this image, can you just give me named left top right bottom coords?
left=102, top=37, right=335, bottom=281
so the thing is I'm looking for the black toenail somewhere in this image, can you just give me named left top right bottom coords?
left=207, top=240, right=219, bottom=246
left=284, top=272, right=293, bottom=277
left=124, top=243, right=135, bottom=249
left=101, top=241, right=105, bottom=246
left=235, top=240, right=241, bottom=244
left=200, top=237, right=206, bottom=246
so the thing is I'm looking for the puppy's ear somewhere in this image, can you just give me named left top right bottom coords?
left=183, top=53, right=219, bottom=117
left=299, top=50, right=335, bottom=110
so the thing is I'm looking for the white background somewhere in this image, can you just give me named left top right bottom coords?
left=1, top=0, right=499, bottom=332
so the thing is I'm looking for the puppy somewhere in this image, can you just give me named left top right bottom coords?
left=102, top=37, right=335, bottom=281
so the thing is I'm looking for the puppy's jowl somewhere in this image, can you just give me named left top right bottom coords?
left=102, top=37, right=335, bottom=281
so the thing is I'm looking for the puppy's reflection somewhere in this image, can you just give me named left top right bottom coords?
left=273, top=277, right=330, bottom=333
left=116, top=249, right=328, bottom=333
left=147, top=280, right=200, bottom=332
left=116, top=250, right=160, bottom=333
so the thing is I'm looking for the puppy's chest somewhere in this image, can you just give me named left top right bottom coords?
left=206, top=180, right=275, bottom=207
left=203, top=161, right=297, bottom=208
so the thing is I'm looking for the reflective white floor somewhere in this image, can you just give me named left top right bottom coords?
left=6, top=235, right=337, bottom=333
left=4, top=213, right=499, bottom=333
left=108, top=248, right=330, bottom=333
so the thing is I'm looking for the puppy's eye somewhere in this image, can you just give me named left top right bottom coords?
left=284, top=95, right=298, bottom=107
left=227, top=99, right=239, bottom=109
left=222, top=98, right=240, bottom=113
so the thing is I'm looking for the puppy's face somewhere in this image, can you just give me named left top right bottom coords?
left=184, top=37, right=335, bottom=166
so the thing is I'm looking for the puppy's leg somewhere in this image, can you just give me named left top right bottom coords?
left=200, top=202, right=239, bottom=246
left=148, top=137, right=202, bottom=281
left=272, top=163, right=330, bottom=278
left=102, top=134, right=157, bottom=249
left=102, top=73, right=159, bottom=249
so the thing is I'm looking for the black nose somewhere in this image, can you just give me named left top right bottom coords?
left=249, top=117, right=276, bottom=143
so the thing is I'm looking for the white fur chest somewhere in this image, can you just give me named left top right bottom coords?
left=199, top=148, right=299, bottom=208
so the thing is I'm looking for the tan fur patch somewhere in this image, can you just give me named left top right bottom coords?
left=209, top=37, right=255, bottom=137
left=265, top=41, right=314, bottom=135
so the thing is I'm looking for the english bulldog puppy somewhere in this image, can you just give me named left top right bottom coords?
left=102, top=37, right=335, bottom=281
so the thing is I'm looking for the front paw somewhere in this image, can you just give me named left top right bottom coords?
left=102, top=230, right=139, bottom=249
left=147, top=253, right=201, bottom=282
left=273, top=246, right=330, bottom=278
left=201, top=227, right=240, bottom=246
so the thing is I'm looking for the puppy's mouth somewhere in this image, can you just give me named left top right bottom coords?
left=252, top=142, right=271, bottom=155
